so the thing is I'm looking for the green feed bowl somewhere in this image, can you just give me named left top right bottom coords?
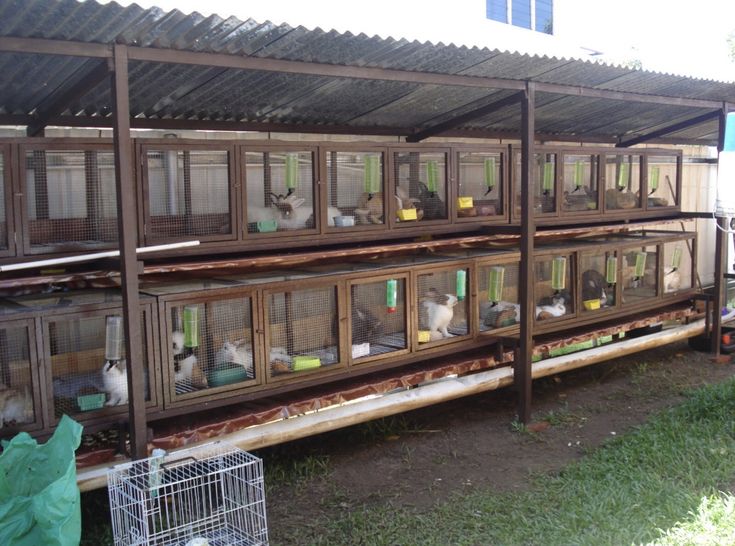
left=208, top=367, right=250, bottom=387
left=77, top=393, right=106, bottom=412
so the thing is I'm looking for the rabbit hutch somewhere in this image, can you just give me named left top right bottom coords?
left=0, top=0, right=729, bottom=490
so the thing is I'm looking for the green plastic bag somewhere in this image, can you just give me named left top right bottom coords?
left=0, top=415, right=83, bottom=546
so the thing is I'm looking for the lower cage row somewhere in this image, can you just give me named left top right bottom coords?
left=0, top=229, right=696, bottom=439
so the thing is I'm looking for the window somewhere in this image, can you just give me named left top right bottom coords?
left=486, top=0, right=553, bottom=34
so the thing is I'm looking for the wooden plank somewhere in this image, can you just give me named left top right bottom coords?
left=0, top=36, right=111, bottom=58
left=517, top=82, right=535, bottom=423
left=616, top=110, right=721, bottom=148
left=111, top=44, right=147, bottom=460
left=406, top=92, right=524, bottom=142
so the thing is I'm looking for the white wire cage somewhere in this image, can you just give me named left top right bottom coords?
left=107, top=441, right=268, bottom=546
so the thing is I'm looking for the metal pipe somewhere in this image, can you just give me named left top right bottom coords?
left=0, top=240, right=200, bottom=272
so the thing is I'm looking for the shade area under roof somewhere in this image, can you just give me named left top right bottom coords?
left=0, top=0, right=733, bottom=144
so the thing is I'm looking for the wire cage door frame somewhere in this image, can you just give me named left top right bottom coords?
left=139, top=141, right=239, bottom=245
left=107, top=440, right=269, bottom=546
left=0, top=142, right=15, bottom=258
left=17, top=140, right=120, bottom=255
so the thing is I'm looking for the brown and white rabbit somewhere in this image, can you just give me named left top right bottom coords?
left=172, top=331, right=208, bottom=389
left=272, top=193, right=341, bottom=229
left=102, top=359, right=128, bottom=406
left=0, top=384, right=33, bottom=427
left=422, top=288, right=459, bottom=339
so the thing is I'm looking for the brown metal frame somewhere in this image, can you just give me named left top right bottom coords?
left=137, top=139, right=240, bottom=245
left=241, top=142, right=321, bottom=241
left=0, top=317, right=44, bottom=436
left=510, top=145, right=562, bottom=223
left=532, top=248, right=579, bottom=334
left=641, top=150, right=683, bottom=213
left=155, top=286, right=263, bottom=409
left=388, top=145, right=453, bottom=230
left=558, top=149, right=603, bottom=218
left=262, top=275, right=348, bottom=385
left=15, top=138, right=120, bottom=256
left=319, top=142, right=390, bottom=235
left=475, top=251, right=522, bottom=338
left=31, top=298, right=159, bottom=430
left=509, top=146, right=683, bottom=226
left=0, top=142, right=15, bottom=258
left=576, top=247, right=621, bottom=320
left=411, top=261, right=475, bottom=352
left=346, top=271, right=412, bottom=366
left=453, top=144, right=509, bottom=226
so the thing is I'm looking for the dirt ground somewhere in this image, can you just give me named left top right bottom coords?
left=262, top=339, right=735, bottom=545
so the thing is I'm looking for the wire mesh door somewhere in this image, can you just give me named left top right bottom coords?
left=326, top=150, right=385, bottom=228
left=267, top=284, right=340, bottom=378
left=457, top=150, right=504, bottom=220
left=349, top=278, right=407, bottom=362
left=167, top=296, right=256, bottom=402
left=0, top=321, right=38, bottom=433
left=23, top=147, right=118, bottom=253
left=621, top=245, right=659, bottom=305
left=107, top=441, right=268, bottom=546
left=145, top=148, right=233, bottom=241
left=534, top=254, right=575, bottom=323
left=562, top=153, right=599, bottom=214
left=245, top=150, right=316, bottom=234
left=393, top=151, right=448, bottom=223
left=662, top=239, right=693, bottom=294
left=579, top=251, right=617, bottom=313
left=604, top=153, right=642, bottom=211
left=478, top=262, right=520, bottom=332
left=416, top=268, right=469, bottom=345
left=646, top=155, right=678, bottom=208
left=47, top=310, right=150, bottom=420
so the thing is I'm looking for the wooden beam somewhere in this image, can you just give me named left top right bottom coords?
left=616, top=110, right=721, bottom=148
left=535, top=81, right=723, bottom=109
left=406, top=92, right=523, bottom=142
left=0, top=36, right=111, bottom=58
left=111, top=44, right=147, bottom=460
left=127, top=45, right=527, bottom=92
left=517, top=81, right=536, bottom=424
left=26, top=59, right=111, bottom=137
left=711, top=106, right=729, bottom=356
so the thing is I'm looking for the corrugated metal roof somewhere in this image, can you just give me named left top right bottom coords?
left=0, top=0, right=733, bottom=144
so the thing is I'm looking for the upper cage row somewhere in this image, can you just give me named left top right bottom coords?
left=0, top=138, right=681, bottom=262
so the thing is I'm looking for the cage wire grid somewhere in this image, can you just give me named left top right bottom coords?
left=147, top=149, right=231, bottom=239
left=107, top=441, right=268, bottom=546
left=25, top=149, right=119, bottom=247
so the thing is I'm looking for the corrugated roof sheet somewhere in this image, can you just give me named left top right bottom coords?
left=0, top=0, right=732, bottom=144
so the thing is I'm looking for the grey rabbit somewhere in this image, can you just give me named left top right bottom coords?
left=351, top=305, right=384, bottom=345
left=334, top=304, right=384, bottom=345
left=417, top=181, right=446, bottom=220
left=582, top=269, right=609, bottom=305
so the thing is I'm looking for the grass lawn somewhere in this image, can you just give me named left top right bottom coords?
left=284, top=377, right=735, bottom=545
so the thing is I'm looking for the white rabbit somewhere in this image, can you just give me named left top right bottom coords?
left=422, top=289, right=459, bottom=339
left=102, top=359, right=128, bottom=406
left=0, top=384, right=33, bottom=427
left=663, top=266, right=681, bottom=292
left=535, top=298, right=567, bottom=319
left=215, top=340, right=254, bottom=378
left=172, top=331, right=208, bottom=389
